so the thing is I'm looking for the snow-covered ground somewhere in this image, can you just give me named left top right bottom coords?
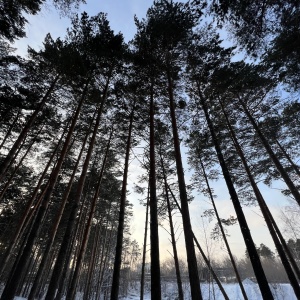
left=120, top=280, right=296, bottom=300
left=13, top=279, right=296, bottom=300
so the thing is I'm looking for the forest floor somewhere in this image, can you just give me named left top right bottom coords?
left=120, top=279, right=296, bottom=300
left=12, top=279, right=296, bottom=299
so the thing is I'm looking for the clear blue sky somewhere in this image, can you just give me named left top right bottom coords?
left=14, top=0, right=155, bottom=55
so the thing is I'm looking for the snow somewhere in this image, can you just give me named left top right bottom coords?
left=11, top=281, right=297, bottom=300
left=118, top=281, right=297, bottom=300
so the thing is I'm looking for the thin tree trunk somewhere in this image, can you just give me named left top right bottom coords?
left=168, top=72, right=202, bottom=300
left=167, top=185, right=229, bottom=300
left=0, top=80, right=88, bottom=300
left=220, top=99, right=300, bottom=298
left=98, top=223, right=116, bottom=299
left=54, top=213, right=84, bottom=300
left=83, top=221, right=101, bottom=300
left=275, top=139, right=300, bottom=177
left=0, top=124, right=68, bottom=273
left=67, top=128, right=113, bottom=300
left=0, top=108, right=21, bottom=150
left=199, top=157, right=248, bottom=300
left=27, top=117, right=94, bottom=300
left=0, top=125, right=43, bottom=202
left=160, top=154, right=184, bottom=300
left=111, top=102, right=136, bottom=300
left=45, top=77, right=109, bottom=300
left=197, top=84, right=274, bottom=300
left=22, top=246, right=41, bottom=298
left=0, top=75, right=59, bottom=181
left=237, top=95, right=300, bottom=205
left=6, top=130, right=28, bottom=174
left=140, top=185, right=149, bottom=300
left=95, top=205, right=113, bottom=299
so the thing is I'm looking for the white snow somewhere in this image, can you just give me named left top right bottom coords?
left=119, top=280, right=297, bottom=300
left=11, top=281, right=297, bottom=300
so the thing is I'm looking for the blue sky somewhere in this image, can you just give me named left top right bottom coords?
left=14, top=0, right=154, bottom=56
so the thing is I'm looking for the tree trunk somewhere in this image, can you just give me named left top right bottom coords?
left=67, top=128, right=113, bottom=300
left=167, top=185, right=229, bottom=300
left=27, top=117, right=93, bottom=300
left=275, top=139, right=300, bottom=177
left=237, top=95, right=300, bottom=205
left=160, top=154, right=184, bottom=300
left=0, top=75, right=59, bottom=182
left=0, top=125, right=43, bottom=202
left=45, top=77, right=109, bottom=300
left=95, top=204, right=114, bottom=298
left=0, top=123, right=69, bottom=273
left=0, top=108, right=21, bottom=150
left=168, top=72, right=202, bottom=300
left=197, top=84, right=274, bottom=300
left=0, top=80, right=88, bottom=300
left=149, top=82, right=162, bottom=300
left=111, top=102, right=137, bottom=300
left=83, top=221, right=101, bottom=300
left=220, top=99, right=300, bottom=298
left=198, top=156, right=248, bottom=300
left=140, top=186, right=149, bottom=300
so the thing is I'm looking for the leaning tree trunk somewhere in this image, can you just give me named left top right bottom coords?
left=0, top=75, right=59, bottom=182
left=237, top=95, right=300, bottom=205
left=67, top=128, right=113, bottom=300
left=167, top=71, right=202, bottom=300
left=45, top=76, right=109, bottom=300
left=167, top=185, right=229, bottom=300
left=160, top=154, right=184, bottom=300
left=110, top=102, right=137, bottom=300
left=83, top=221, right=101, bottom=300
left=275, top=139, right=300, bottom=177
left=220, top=99, right=300, bottom=298
left=198, top=156, right=248, bottom=300
left=197, top=83, right=274, bottom=300
left=27, top=117, right=94, bottom=300
left=0, top=79, right=88, bottom=300
left=54, top=197, right=88, bottom=300
left=0, top=108, right=21, bottom=151
left=0, top=125, right=43, bottom=202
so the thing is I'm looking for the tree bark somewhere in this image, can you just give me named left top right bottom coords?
left=83, top=221, right=101, bottom=300
left=45, top=77, right=108, bottom=300
left=220, top=98, right=300, bottom=298
left=67, top=128, right=113, bottom=300
left=160, top=154, right=184, bottom=300
left=275, top=139, right=300, bottom=177
left=0, top=108, right=21, bottom=151
left=0, top=125, right=43, bottom=202
left=140, top=185, right=149, bottom=300
left=198, top=156, right=248, bottom=300
left=197, top=83, right=274, bottom=300
left=167, top=184, right=229, bottom=300
left=111, top=102, right=137, bottom=300
left=0, top=79, right=88, bottom=300
left=0, top=75, right=59, bottom=182
left=27, top=116, right=94, bottom=300
left=168, top=72, right=202, bottom=300
left=237, top=95, right=300, bottom=205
